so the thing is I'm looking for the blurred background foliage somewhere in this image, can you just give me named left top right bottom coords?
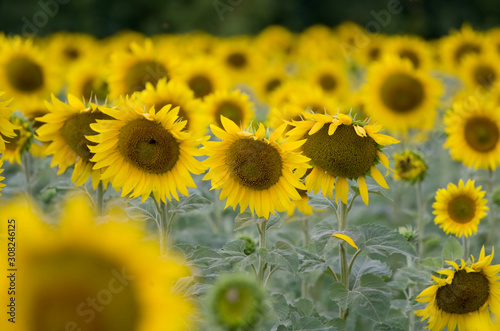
left=1, top=0, right=500, bottom=39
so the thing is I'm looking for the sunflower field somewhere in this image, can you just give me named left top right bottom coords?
left=2, top=17, right=500, bottom=331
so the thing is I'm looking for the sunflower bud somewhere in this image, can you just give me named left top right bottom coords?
left=206, top=273, right=266, bottom=330
left=393, top=149, right=427, bottom=183
left=236, top=235, right=257, bottom=255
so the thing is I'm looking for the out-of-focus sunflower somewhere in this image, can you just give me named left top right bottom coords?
left=459, top=53, right=500, bottom=92
left=203, top=116, right=310, bottom=219
left=0, top=92, right=18, bottom=152
left=393, top=149, right=427, bottom=183
left=362, top=56, right=442, bottom=135
left=108, top=39, right=177, bottom=99
left=355, top=34, right=388, bottom=66
left=176, top=56, right=230, bottom=99
left=267, top=79, right=305, bottom=109
left=255, top=25, right=296, bottom=61
left=215, top=37, right=262, bottom=84
left=0, top=194, right=195, bottom=331
left=249, top=64, right=289, bottom=103
left=1, top=117, right=32, bottom=164
left=36, top=94, right=111, bottom=189
left=444, top=96, right=500, bottom=170
left=439, top=25, right=492, bottom=73
left=0, top=37, right=60, bottom=104
left=202, top=89, right=255, bottom=129
left=384, top=35, right=434, bottom=71
left=88, top=96, right=206, bottom=203
left=299, top=59, right=350, bottom=100
left=67, top=60, right=109, bottom=103
left=266, top=103, right=308, bottom=130
left=432, top=179, right=488, bottom=238
left=136, top=78, right=205, bottom=137
left=0, top=159, right=5, bottom=196
left=45, top=32, right=98, bottom=69
left=287, top=112, right=399, bottom=205
left=415, top=246, right=500, bottom=331
left=286, top=189, right=314, bottom=216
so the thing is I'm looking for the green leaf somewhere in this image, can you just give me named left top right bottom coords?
left=259, top=244, right=299, bottom=274
left=221, top=239, right=246, bottom=253
left=234, top=211, right=267, bottom=231
left=294, top=298, right=315, bottom=317
left=389, top=266, right=431, bottom=293
left=271, top=293, right=290, bottom=321
left=442, top=236, right=463, bottom=261
left=350, top=256, right=392, bottom=288
left=266, top=214, right=283, bottom=230
left=307, top=193, right=336, bottom=210
left=289, top=312, right=328, bottom=330
left=356, top=224, right=416, bottom=258
left=168, top=192, right=211, bottom=214
left=330, top=274, right=391, bottom=323
left=420, top=257, right=444, bottom=271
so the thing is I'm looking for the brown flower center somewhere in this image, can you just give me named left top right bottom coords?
left=124, top=60, right=168, bottom=94
left=226, top=52, right=247, bottom=70
left=226, top=138, right=282, bottom=190
left=454, top=43, right=481, bottom=65
left=447, top=194, right=477, bottom=224
left=302, top=124, right=378, bottom=179
left=188, top=74, right=213, bottom=99
left=215, top=101, right=244, bottom=128
left=380, top=73, right=424, bottom=113
left=436, top=269, right=489, bottom=314
left=399, top=49, right=420, bottom=69
left=464, top=116, right=499, bottom=153
left=318, top=74, right=337, bottom=92
left=118, top=118, right=180, bottom=173
left=473, top=65, right=496, bottom=89
left=6, top=56, right=44, bottom=93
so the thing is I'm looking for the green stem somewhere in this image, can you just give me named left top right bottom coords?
left=257, top=220, right=268, bottom=284
left=406, top=254, right=415, bottom=331
left=462, top=235, right=470, bottom=259
left=416, top=181, right=425, bottom=259
left=487, top=169, right=496, bottom=245
left=158, top=201, right=169, bottom=256
left=22, top=152, right=32, bottom=196
left=95, top=181, right=104, bottom=216
left=337, top=201, right=350, bottom=321
left=302, top=218, right=310, bottom=246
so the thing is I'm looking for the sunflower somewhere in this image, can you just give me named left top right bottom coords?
left=108, top=39, right=177, bottom=99
left=415, top=246, right=500, bottom=331
left=459, top=53, right=500, bottom=91
left=384, top=35, right=434, bottom=71
left=215, top=37, right=262, bottom=84
left=299, top=59, right=350, bottom=99
left=266, top=103, right=308, bottom=130
left=392, top=149, right=427, bottom=183
left=203, top=116, right=311, bottom=219
left=249, top=64, right=290, bottom=103
left=255, top=25, right=296, bottom=61
left=0, top=36, right=60, bottom=104
left=88, top=96, right=206, bottom=203
left=0, top=92, right=18, bottom=152
left=444, top=97, right=500, bottom=170
left=202, top=89, right=255, bottom=129
left=439, top=24, right=491, bottom=73
left=286, top=189, right=314, bottom=216
left=432, top=179, right=488, bottom=238
left=136, top=78, right=205, bottom=137
left=361, top=56, right=442, bottom=134
left=1, top=116, right=32, bottom=164
left=0, top=194, right=195, bottom=331
left=67, top=60, right=109, bottom=103
left=286, top=83, right=341, bottom=115
left=176, top=56, right=230, bottom=99
left=287, top=112, right=399, bottom=205
left=46, top=32, right=99, bottom=67
left=355, top=34, right=388, bottom=66
left=36, top=94, right=111, bottom=189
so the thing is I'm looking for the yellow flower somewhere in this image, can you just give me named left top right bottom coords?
left=67, top=60, right=109, bottom=103
left=459, top=52, right=500, bottom=91
left=136, top=78, right=205, bottom=137
left=36, top=94, right=111, bottom=189
left=88, top=96, right=206, bottom=203
left=299, top=59, right=350, bottom=99
left=287, top=112, right=399, bottom=205
left=108, top=39, right=178, bottom=99
left=0, top=92, right=18, bottom=152
left=1, top=117, right=32, bottom=165
left=384, top=35, right=434, bottom=71
left=0, top=37, right=60, bottom=105
left=203, top=116, right=311, bottom=219
left=432, top=179, right=488, bottom=238
left=415, top=247, right=500, bottom=331
left=444, top=96, right=500, bottom=170
left=361, top=56, right=442, bottom=135
left=201, top=89, right=255, bottom=129
left=0, top=194, right=195, bottom=331
left=0, top=159, right=5, bottom=196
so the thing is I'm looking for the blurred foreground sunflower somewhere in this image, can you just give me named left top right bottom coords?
left=0, top=195, right=195, bottom=331
left=415, top=246, right=500, bottom=331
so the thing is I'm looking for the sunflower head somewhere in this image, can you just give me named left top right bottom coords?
left=203, top=116, right=311, bottom=219
left=433, top=179, right=488, bottom=238
left=393, top=149, right=427, bottom=183
left=206, top=273, right=266, bottom=330
left=202, top=89, right=255, bottom=130
left=1, top=116, right=33, bottom=164
left=287, top=112, right=399, bottom=205
left=416, top=247, right=500, bottom=331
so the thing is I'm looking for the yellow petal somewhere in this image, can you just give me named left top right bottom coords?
left=336, top=113, right=352, bottom=125
left=371, top=166, right=389, bottom=189
left=332, top=234, right=359, bottom=250
left=358, top=176, right=369, bottom=205
left=354, top=125, right=367, bottom=137
left=335, top=177, right=349, bottom=204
